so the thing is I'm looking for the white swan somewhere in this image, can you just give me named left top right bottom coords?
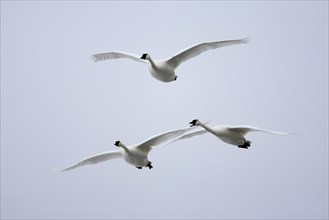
left=91, top=38, right=249, bottom=82
left=55, top=126, right=203, bottom=171
left=188, top=119, right=289, bottom=149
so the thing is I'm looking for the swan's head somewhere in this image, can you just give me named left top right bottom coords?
left=140, top=53, right=150, bottom=60
left=114, top=140, right=122, bottom=147
left=189, top=119, right=200, bottom=127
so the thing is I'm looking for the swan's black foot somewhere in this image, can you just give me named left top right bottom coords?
left=238, top=140, right=251, bottom=149
left=174, top=76, right=178, bottom=81
left=136, top=166, right=142, bottom=169
left=146, top=161, right=153, bottom=169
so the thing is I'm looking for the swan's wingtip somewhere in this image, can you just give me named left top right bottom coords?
left=241, top=37, right=250, bottom=43
left=90, top=55, right=98, bottom=62
left=272, top=131, right=291, bottom=135
left=51, top=168, right=63, bottom=172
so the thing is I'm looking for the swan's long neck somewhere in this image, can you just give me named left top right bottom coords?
left=198, top=122, right=215, bottom=134
left=147, top=56, right=157, bottom=69
left=119, top=144, right=130, bottom=153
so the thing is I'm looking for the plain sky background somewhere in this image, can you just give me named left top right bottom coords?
left=1, top=1, right=328, bottom=219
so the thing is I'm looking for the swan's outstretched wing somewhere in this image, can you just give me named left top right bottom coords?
left=91, top=51, right=147, bottom=63
left=169, top=121, right=212, bottom=143
left=137, top=126, right=200, bottom=153
left=228, top=125, right=289, bottom=136
left=167, top=38, right=249, bottom=69
left=175, top=128, right=209, bottom=141
left=55, top=150, right=122, bottom=172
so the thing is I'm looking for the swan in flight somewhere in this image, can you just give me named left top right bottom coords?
left=55, top=126, right=203, bottom=171
left=188, top=119, right=289, bottom=149
left=91, top=38, right=249, bottom=83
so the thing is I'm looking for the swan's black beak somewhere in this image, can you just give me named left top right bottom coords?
left=114, top=141, right=120, bottom=146
left=189, top=119, right=198, bottom=127
left=140, top=53, right=147, bottom=60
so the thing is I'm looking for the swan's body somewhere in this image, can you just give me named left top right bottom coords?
left=91, top=38, right=249, bottom=82
left=188, top=119, right=289, bottom=149
left=56, top=126, right=203, bottom=171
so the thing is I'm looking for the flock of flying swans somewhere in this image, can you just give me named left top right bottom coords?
left=57, top=120, right=288, bottom=171
left=56, top=37, right=289, bottom=172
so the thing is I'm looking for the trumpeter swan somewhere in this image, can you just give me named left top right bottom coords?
left=188, top=119, right=289, bottom=149
left=91, top=38, right=249, bottom=82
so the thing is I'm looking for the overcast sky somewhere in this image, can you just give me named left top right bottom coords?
left=1, top=1, right=328, bottom=219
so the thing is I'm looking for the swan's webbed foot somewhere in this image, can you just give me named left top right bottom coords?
left=238, top=140, right=251, bottom=149
left=136, top=166, right=142, bottom=169
left=174, top=76, right=178, bottom=81
left=146, top=161, right=153, bottom=169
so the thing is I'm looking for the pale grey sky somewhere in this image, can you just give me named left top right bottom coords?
left=1, top=1, right=328, bottom=219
